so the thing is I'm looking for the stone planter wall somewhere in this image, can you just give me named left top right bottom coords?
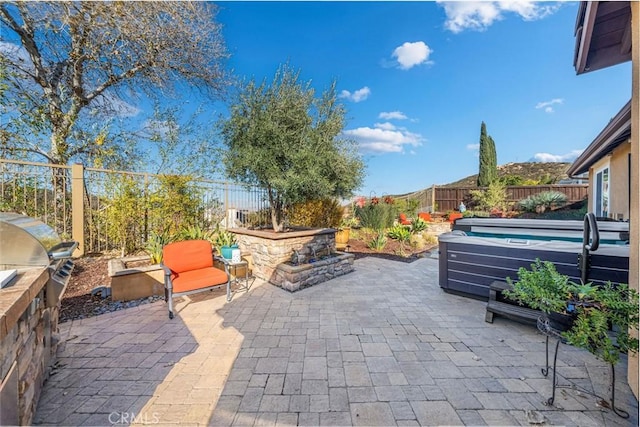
left=230, top=228, right=341, bottom=283
left=272, top=252, right=355, bottom=292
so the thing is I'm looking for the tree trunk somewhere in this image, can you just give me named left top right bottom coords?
left=50, top=131, right=71, bottom=235
left=267, top=187, right=284, bottom=232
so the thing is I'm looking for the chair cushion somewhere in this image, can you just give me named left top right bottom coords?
left=163, top=240, right=213, bottom=273
left=171, top=266, right=228, bottom=293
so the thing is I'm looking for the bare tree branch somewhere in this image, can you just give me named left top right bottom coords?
left=1, top=1, right=229, bottom=168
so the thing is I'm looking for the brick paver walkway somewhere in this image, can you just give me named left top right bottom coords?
left=34, top=256, right=638, bottom=426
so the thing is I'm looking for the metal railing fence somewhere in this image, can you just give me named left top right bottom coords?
left=1, top=159, right=269, bottom=255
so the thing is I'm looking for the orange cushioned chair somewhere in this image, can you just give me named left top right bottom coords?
left=161, top=239, right=230, bottom=319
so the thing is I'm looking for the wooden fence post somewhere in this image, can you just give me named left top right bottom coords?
left=71, top=163, right=85, bottom=257
left=431, top=184, right=436, bottom=212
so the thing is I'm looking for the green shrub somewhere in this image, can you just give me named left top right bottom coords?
left=356, top=203, right=395, bottom=230
left=289, top=198, right=344, bottom=228
left=394, top=198, right=419, bottom=218
left=147, top=175, right=207, bottom=237
left=103, top=175, right=146, bottom=256
left=469, top=181, right=510, bottom=211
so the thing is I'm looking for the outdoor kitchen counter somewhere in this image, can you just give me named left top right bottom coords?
left=0, top=267, right=48, bottom=340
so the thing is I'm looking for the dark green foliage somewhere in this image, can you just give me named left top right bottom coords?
left=564, top=283, right=639, bottom=365
left=355, top=203, right=395, bottom=231
left=477, top=122, right=498, bottom=187
left=504, top=259, right=572, bottom=313
left=394, top=198, right=420, bottom=218
left=505, top=258, right=639, bottom=366
left=500, top=175, right=525, bottom=186
left=219, top=64, right=365, bottom=232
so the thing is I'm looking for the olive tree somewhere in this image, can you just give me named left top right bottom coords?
left=219, top=64, right=365, bottom=232
left=0, top=1, right=228, bottom=170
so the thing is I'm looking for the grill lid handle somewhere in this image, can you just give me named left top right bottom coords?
left=49, top=241, right=78, bottom=260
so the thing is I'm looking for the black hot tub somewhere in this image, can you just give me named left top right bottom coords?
left=438, top=227, right=629, bottom=300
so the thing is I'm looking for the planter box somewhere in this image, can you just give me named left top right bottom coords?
left=108, top=256, right=164, bottom=301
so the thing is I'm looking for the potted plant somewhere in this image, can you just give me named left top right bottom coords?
left=215, top=228, right=238, bottom=259
left=563, top=282, right=639, bottom=366
left=504, top=258, right=639, bottom=366
left=504, top=259, right=585, bottom=331
left=336, top=216, right=358, bottom=246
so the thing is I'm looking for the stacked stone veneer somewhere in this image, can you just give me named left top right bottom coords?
left=272, top=252, right=355, bottom=292
left=231, top=227, right=354, bottom=289
left=0, top=268, right=60, bottom=425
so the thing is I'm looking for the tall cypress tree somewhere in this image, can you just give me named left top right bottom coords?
left=477, top=122, right=498, bottom=186
left=488, top=134, right=498, bottom=184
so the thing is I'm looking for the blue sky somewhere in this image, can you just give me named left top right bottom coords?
left=215, top=1, right=631, bottom=196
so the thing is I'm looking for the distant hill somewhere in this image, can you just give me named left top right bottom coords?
left=442, top=162, right=573, bottom=187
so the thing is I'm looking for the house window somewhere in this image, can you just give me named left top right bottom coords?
left=594, top=165, right=609, bottom=218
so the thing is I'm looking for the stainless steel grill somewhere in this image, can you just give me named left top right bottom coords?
left=0, top=213, right=76, bottom=304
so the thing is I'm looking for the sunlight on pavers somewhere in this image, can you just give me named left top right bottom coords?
left=129, top=286, right=256, bottom=425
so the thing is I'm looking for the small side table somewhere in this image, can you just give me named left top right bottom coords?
left=227, top=259, right=249, bottom=299
left=537, top=316, right=629, bottom=418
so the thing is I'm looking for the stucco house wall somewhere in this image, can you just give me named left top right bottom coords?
left=588, top=141, right=631, bottom=220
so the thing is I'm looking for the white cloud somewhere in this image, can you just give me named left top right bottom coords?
left=392, top=41, right=432, bottom=70
left=531, top=149, right=583, bottom=163
left=466, top=143, right=480, bottom=151
left=535, top=98, right=564, bottom=113
left=438, top=1, right=560, bottom=33
left=343, top=122, right=423, bottom=153
left=374, top=122, right=397, bottom=131
left=338, top=86, right=371, bottom=102
left=378, top=111, right=408, bottom=120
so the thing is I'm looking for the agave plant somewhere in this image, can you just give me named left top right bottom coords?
left=387, top=224, right=412, bottom=256
left=367, top=231, right=387, bottom=252
left=145, top=231, right=171, bottom=264
left=410, top=217, right=428, bottom=233
left=177, top=225, right=214, bottom=242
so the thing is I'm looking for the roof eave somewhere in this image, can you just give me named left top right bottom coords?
left=567, top=101, right=632, bottom=177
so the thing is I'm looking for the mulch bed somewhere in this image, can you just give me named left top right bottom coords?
left=345, top=238, right=437, bottom=263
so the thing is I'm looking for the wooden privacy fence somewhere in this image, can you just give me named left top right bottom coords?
left=396, top=184, right=589, bottom=212
left=0, top=159, right=269, bottom=256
